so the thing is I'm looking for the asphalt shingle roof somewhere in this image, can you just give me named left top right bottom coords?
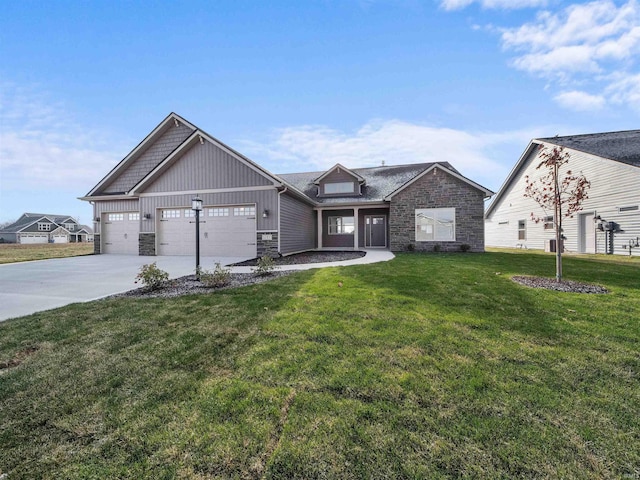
left=278, top=162, right=458, bottom=204
left=539, top=130, right=640, bottom=168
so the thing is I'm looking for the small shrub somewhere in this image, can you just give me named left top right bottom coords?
left=135, top=262, right=169, bottom=290
left=433, top=244, right=441, bottom=252
left=200, top=262, right=232, bottom=288
left=252, top=255, right=276, bottom=276
left=407, top=243, right=415, bottom=252
left=460, top=244, right=471, bottom=252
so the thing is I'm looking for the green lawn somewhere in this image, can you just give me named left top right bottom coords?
left=1, top=252, right=638, bottom=479
left=0, top=243, right=93, bottom=264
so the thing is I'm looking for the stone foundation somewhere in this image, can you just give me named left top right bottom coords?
left=139, top=233, right=156, bottom=256
left=93, top=234, right=101, bottom=254
left=257, top=231, right=278, bottom=258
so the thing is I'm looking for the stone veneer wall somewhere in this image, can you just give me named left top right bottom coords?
left=93, top=234, right=101, bottom=254
left=139, top=233, right=156, bottom=256
left=389, top=168, right=485, bottom=252
left=257, top=231, right=278, bottom=258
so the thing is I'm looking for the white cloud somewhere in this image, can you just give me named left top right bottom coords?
left=554, top=90, right=606, bottom=111
left=240, top=120, right=541, bottom=191
left=441, top=0, right=546, bottom=11
left=605, top=72, right=640, bottom=109
left=0, top=83, right=124, bottom=190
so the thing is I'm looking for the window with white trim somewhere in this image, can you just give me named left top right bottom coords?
left=65, top=223, right=76, bottom=231
left=234, top=206, right=255, bottom=216
left=543, top=216, right=554, bottom=230
left=328, top=216, right=355, bottom=235
left=129, top=213, right=140, bottom=221
left=324, top=182, right=355, bottom=194
left=209, top=208, right=230, bottom=217
left=161, top=210, right=181, bottom=219
left=107, top=214, right=124, bottom=222
left=38, top=222, right=51, bottom=231
left=518, top=220, right=526, bottom=240
left=415, top=208, right=455, bottom=241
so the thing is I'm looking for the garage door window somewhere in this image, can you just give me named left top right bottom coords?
left=108, top=214, right=124, bottom=221
left=184, top=209, right=195, bottom=218
left=162, top=210, right=181, bottom=219
left=129, top=213, right=140, bottom=221
left=209, top=208, right=230, bottom=217
left=234, top=206, right=255, bottom=216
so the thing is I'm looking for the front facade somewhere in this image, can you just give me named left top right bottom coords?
left=486, top=131, right=640, bottom=256
left=0, top=213, right=93, bottom=244
left=81, top=113, right=492, bottom=257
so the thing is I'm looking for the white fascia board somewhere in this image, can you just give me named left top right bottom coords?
left=314, top=202, right=389, bottom=211
left=313, top=163, right=366, bottom=184
left=78, top=194, right=135, bottom=202
left=129, top=130, right=284, bottom=195
left=385, top=163, right=494, bottom=201
left=484, top=141, right=541, bottom=219
left=85, top=113, right=196, bottom=197
left=17, top=216, right=56, bottom=233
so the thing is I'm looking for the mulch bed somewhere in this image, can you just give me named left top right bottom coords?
left=512, top=275, right=608, bottom=294
left=231, top=250, right=366, bottom=266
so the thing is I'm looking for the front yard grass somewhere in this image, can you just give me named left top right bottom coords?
left=0, top=243, right=93, bottom=264
left=0, top=251, right=638, bottom=478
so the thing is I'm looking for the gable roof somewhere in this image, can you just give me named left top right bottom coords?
left=278, top=162, right=493, bottom=205
left=539, top=129, right=640, bottom=168
left=313, top=163, right=366, bottom=184
left=86, top=112, right=197, bottom=196
left=486, top=130, right=640, bottom=218
left=0, top=213, right=80, bottom=233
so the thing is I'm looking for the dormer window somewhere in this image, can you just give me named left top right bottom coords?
left=65, top=223, right=75, bottom=231
left=324, top=182, right=355, bottom=194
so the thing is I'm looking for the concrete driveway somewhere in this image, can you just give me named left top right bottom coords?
left=0, top=255, right=250, bottom=322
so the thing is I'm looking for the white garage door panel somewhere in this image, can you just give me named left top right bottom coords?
left=157, top=206, right=256, bottom=257
left=103, top=212, right=139, bottom=254
left=20, top=234, right=48, bottom=244
left=52, top=235, right=68, bottom=243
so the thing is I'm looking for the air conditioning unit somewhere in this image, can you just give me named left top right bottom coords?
left=545, top=239, right=564, bottom=253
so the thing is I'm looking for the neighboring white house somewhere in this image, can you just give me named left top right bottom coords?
left=485, top=130, right=640, bottom=256
left=0, top=213, right=94, bottom=244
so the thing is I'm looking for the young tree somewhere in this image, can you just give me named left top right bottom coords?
left=523, top=145, right=591, bottom=282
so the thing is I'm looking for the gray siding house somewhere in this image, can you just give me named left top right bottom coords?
left=81, top=113, right=492, bottom=257
left=486, top=130, right=640, bottom=256
left=0, top=213, right=93, bottom=244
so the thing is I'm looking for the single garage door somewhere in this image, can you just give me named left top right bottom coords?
left=20, top=233, right=49, bottom=244
left=157, top=205, right=256, bottom=257
left=102, top=212, right=139, bottom=254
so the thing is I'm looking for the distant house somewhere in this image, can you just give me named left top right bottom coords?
left=0, top=213, right=93, bottom=244
left=485, top=130, right=640, bottom=256
left=80, top=113, right=493, bottom=257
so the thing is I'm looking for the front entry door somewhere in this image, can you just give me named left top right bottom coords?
left=365, top=215, right=386, bottom=247
left=579, top=212, right=596, bottom=254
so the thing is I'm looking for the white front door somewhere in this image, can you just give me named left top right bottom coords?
left=579, top=212, right=596, bottom=254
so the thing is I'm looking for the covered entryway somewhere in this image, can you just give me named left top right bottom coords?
left=579, top=212, right=596, bottom=254
left=364, top=215, right=387, bottom=247
left=102, top=212, right=139, bottom=254
left=19, top=233, right=48, bottom=244
left=157, top=205, right=256, bottom=257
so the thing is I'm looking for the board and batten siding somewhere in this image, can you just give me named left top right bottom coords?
left=93, top=200, right=140, bottom=235
left=279, top=193, right=316, bottom=255
left=143, top=142, right=274, bottom=193
left=486, top=144, right=640, bottom=256
left=103, top=122, right=194, bottom=194
left=139, top=190, right=279, bottom=233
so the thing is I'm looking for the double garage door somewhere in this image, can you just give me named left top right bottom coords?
left=19, top=233, right=49, bottom=244
left=101, top=206, right=257, bottom=257
left=157, top=205, right=256, bottom=257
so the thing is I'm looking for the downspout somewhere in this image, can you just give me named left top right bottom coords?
left=277, top=186, right=288, bottom=255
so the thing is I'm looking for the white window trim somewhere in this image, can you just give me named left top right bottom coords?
left=328, top=216, right=355, bottom=235
left=415, top=208, right=456, bottom=242
left=518, top=220, right=526, bottom=240
left=324, top=182, right=355, bottom=194
left=38, top=222, right=51, bottom=231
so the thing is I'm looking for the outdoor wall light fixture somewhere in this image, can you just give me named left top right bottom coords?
left=262, top=209, right=269, bottom=218
left=95, top=217, right=100, bottom=222
left=143, top=213, right=152, bottom=220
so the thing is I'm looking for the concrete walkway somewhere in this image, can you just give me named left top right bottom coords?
left=0, top=250, right=394, bottom=322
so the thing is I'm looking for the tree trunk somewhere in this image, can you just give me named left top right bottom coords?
left=555, top=163, right=562, bottom=282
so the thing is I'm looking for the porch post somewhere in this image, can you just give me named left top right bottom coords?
left=353, top=207, right=360, bottom=250
left=317, top=208, right=323, bottom=249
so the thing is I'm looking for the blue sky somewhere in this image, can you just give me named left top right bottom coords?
left=2, top=0, right=640, bottom=225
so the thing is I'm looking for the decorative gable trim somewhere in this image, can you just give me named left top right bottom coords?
left=384, top=163, right=494, bottom=201
left=86, top=112, right=197, bottom=196
left=313, top=163, right=366, bottom=185
left=17, top=215, right=57, bottom=233
left=129, top=129, right=283, bottom=194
